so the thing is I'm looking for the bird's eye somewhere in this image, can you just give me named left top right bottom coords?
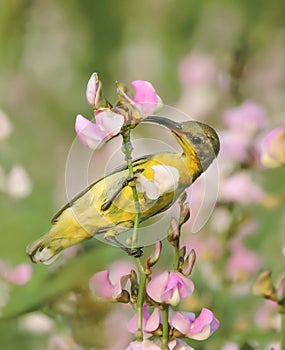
left=192, top=136, right=202, bottom=145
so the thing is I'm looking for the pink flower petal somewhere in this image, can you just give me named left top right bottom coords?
left=127, top=305, right=149, bottom=334
left=170, top=311, right=194, bottom=335
left=187, top=308, right=220, bottom=340
left=145, top=307, right=161, bottom=333
left=169, top=339, right=195, bottom=350
left=220, top=171, right=264, bottom=204
left=147, top=271, right=194, bottom=306
left=146, top=271, right=169, bottom=303
left=125, top=340, right=161, bottom=350
left=132, top=80, right=159, bottom=116
left=95, top=109, right=124, bottom=136
left=224, top=101, right=267, bottom=135
left=89, top=270, right=114, bottom=299
left=75, top=114, right=105, bottom=149
left=86, top=72, right=99, bottom=107
left=260, top=127, right=285, bottom=168
left=7, top=263, right=32, bottom=285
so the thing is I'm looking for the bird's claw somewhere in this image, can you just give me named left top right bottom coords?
left=126, top=247, right=143, bottom=258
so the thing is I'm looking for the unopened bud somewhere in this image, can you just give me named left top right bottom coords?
left=181, top=249, right=196, bottom=276
left=86, top=72, right=111, bottom=110
left=147, top=241, right=162, bottom=268
left=276, top=276, right=285, bottom=312
left=179, top=202, right=190, bottom=226
left=167, top=218, right=180, bottom=247
left=252, top=270, right=277, bottom=300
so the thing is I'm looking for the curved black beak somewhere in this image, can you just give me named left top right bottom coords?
left=142, top=116, right=182, bottom=133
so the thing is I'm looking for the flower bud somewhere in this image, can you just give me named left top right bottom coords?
left=276, top=275, right=285, bottom=312
left=167, top=218, right=180, bottom=247
left=179, top=202, right=190, bottom=226
left=147, top=241, right=162, bottom=268
left=260, top=127, right=285, bottom=168
left=181, top=249, right=196, bottom=276
left=86, top=72, right=111, bottom=110
left=252, top=270, right=277, bottom=300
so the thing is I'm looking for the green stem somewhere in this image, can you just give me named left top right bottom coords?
left=174, top=246, right=180, bottom=271
left=121, top=128, right=145, bottom=341
left=161, top=304, right=169, bottom=350
left=135, top=257, right=147, bottom=341
left=121, top=128, right=141, bottom=248
left=281, top=312, right=285, bottom=350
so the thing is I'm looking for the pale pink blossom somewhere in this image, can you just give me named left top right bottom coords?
left=0, top=260, right=32, bottom=285
left=131, top=80, right=160, bottom=116
left=170, top=308, right=220, bottom=340
left=89, top=269, right=130, bottom=300
left=221, top=342, right=239, bottom=350
left=125, top=340, right=161, bottom=350
left=219, top=129, right=252, bottom=162
left=146, top=271, right=194, bottom=306
left=6, top=165, right=32, bottom=199
left=75, top=111, right=124, bottom=149
left=220, top=171, right=264, bottom=204
left=136, top=165, right=179, bottom=200
left=86, top=72, right=100, bottom=107
left=226, top=237, right=262, bottom=281
left=127, top=306, right=160, bottom=334
left=168, top=339, right=194, bottom=350
left=254, top=300, right=281, bottom=331
left=260, top=127, right=285, bottom=168
left=76, top=76, right=161, bottom=150
left=19, top=312, right=54, bottom=334
left=179, top=53, right=216, bottom=87
left=223, top=101, right=267, bottom=135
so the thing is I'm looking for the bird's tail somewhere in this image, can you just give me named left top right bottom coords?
left=26, top=224, right=93, bottom=265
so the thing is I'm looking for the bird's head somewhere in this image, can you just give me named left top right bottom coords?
left=143, top=116, right=220, bottom=171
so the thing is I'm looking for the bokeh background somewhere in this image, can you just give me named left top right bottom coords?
left=0, top=1, right=285, bottom=349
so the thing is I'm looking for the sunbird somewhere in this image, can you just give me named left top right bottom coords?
left=27, top=116, right=220, bottom=264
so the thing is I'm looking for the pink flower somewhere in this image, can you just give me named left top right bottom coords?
left=220, top=171, right=264, bottom=204
left=146, top=271, right=194, bottom=306
left=89, top=269, right=130, bottom=301
left=221, top=342, right=239, bottom=350
left=226, top=237, right=262, bottom=282
left=260, top=127, right=285, bottom=168
left=6, top=165, right=32, bottom=199
left=170, top=308, right=220, bottom=340
left=178, top=53, right=216, bottom=87
left=127, top=306, right=160, bottom=334
left=136, top=165, right=179, bottom=200
left=131, top=80, right=160, bottom=116
left=86, top=72, right=100, bottom=108
left=125, top=340, right=161, bottom=350
left=223, top=101, right=267, bottom=135
left=75, top=110, right=124, bottom=149
left=0, top=260, right=32, bottom=285
left=76, top=75, right=160, bottom=150
left=168, top=339, right=194, bottom=350
left=219, top=129, right=252, bottom=162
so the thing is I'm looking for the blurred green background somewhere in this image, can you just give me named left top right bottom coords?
left=0, top=1, right=285, bottom=349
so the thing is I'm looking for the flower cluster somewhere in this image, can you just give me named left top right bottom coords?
left=75, top=73, right=160, bottom=150
left=89, top=195, right=219, bottom=349
left=0, top=109, right=32, bottom=199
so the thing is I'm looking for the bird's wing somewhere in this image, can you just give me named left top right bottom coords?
left=51, top=154, right=156, bottom=224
